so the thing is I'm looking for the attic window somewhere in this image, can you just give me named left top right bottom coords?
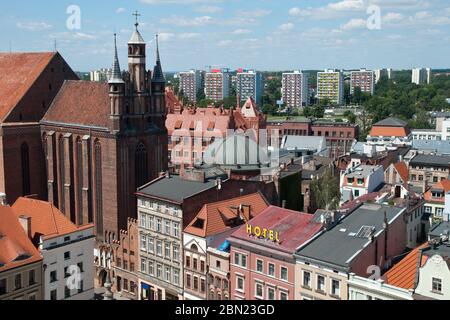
left=14, top=253, right=31, bottom=262
left=192, top=218, right=205, bottom=229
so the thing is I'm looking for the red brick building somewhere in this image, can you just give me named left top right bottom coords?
left=267, top=120, right=358, bottom=159
left=40, top=27, right=167, bottom=244
left=0, top=52, right=78, bottom=205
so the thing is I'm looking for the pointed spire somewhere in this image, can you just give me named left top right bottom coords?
left=129, top=11, right=145, bottom=44
left=109, top=33, right=124, bottom=84
left=152, top=33, right=165, bottom=83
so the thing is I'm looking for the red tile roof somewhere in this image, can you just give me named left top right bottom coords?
left=369, top=126, right=409, bottom=137
left=424, top=179, right=450, bottom=202
left=230, top=206, right=323, bottom=254
left=0, top=205, right=42, bottom=272
left=383, top=243, right=429, bottom=289
left=0, top=52, right=56, bottom=122
left=11, top=197, right=93, bottom=242
left=42, top=80, right=110, bottom=128
left=394, top=161, right=409, bottom=183
left=184, top=192, right=269, bottom=238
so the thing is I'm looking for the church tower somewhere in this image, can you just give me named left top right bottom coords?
left=151, top=34, right=166, bottom=128
left=128, top=13, right=150, bottom=116
left=109, top=33, right=125, bottom=133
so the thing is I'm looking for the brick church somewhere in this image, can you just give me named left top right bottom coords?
left=0, top=20, right=168, bottom=251
left=41, top=24, right=168, bottom=244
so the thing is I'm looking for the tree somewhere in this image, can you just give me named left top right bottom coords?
left=262, top=104, right=278, bottom=116
left=310, top=167, right=341, bottom=211
left=343, top=110, right=356, bottom=124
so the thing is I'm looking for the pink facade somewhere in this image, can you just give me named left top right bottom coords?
left=230, top=246, right=296, bottom=300
left=228, top=206, right=323, bottom=300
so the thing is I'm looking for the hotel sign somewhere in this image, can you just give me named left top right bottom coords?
left=246, top=224, right=280, bottom=242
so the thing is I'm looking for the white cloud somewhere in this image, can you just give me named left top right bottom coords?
left=116, top=8, right=126, bottom=14
left=17, top=21, right=52, bottom=31
left=141, top=0, right=221, bottom=4
left=340, top=18, right=367, bottom=30
left=328, top=0, right=365, bottom=11
left=160, top=15, right=214, bottom=27
left=218, top=40, right=232, bottom=47
left=382, top=12, right=404, bottom=23
left=289, top=7, right=301, bottom=16
left=194, top=5, right=222, bottom=13
left=278, top=23, right=295, bottom=32
left=236, top=8, right=271, bottom=18
left=178, top=33, right=201, bottom=39
left=158, top=32, right=175, bottom=41
left=414, top=11, right=432, bottom=19
left=232, top=29, right=252, bottom=35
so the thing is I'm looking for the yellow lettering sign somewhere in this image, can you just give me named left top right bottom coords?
left=245, top=224, right=279, bottom=243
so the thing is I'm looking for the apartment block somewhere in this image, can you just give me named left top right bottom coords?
left=317, top=69, right=344, bottom=105
left=236, top=70, right=264, bottom=106
left=205, top=70, right=231, bottom=102
left=282, top=71, right=309, bottom=108
left=412, top=68, right=432, bottom=85
left=179, top=70, right=205, bottom=104
left=350, top=69, right=375, bottom=95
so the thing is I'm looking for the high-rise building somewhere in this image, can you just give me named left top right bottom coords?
left=178, top=70, right=204, bottom=104
left=317, top=69, right=344, bottom=105
left=236, top=70, right=264, bottom=105
left=375, top=68, right=392, bottom=83
left=282, top=71, right=309, bottom=108
left=412, top=67, right=432, bottom=85
left=89, top=68, right=113, bottom=82
left=205, top=69, right=231, bottom=102
left=350, top=69, right=375, bottom=95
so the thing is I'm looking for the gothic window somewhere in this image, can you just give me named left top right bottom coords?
left=58, top=137, right=65, bottom=213
left=21, top=143, right=30, bottom=196
left=95, top=140, right=103, bottom=239
left=135, top=143, right=148, bottom=189
left=76, top=138, right=83, bottom=225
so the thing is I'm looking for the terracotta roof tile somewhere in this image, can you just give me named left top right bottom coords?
left=369, top=126, right=409, bottom=137
left=0, top=52, right=55, bottom=122
left=394, top=161, right=409, bottom=183
left=0, top=206, right=42, bottom=272
left=383, top=243, right=429, bottom=289
left=184, top=192, right=269, bottom=238
left=11, top=197, right=93, bottom=242
left=42, top=80, right=110, bottom=128
left=424, top=179, right=450, bottom=202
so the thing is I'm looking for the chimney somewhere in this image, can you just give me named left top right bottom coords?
left=18, top=215, right=32, bottom=239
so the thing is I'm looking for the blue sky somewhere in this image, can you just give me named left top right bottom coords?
left=1, top=0, right=449, bottom=71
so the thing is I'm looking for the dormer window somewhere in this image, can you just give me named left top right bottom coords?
left=357, top=178, right=364, bottom=185
left=347, top=177, right=354, bottom=184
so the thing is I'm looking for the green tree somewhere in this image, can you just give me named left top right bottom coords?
left=310, top=168, right=341, bottom=211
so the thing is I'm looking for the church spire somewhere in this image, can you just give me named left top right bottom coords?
left=109, top=33, right=124, bottom=84
left=152, top=34, right=165, bottom=83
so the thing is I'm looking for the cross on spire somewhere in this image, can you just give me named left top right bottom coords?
left=133, top=10, right=141, bottom=29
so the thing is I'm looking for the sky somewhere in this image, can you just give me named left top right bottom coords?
left=1, top=0, right=449, bottom=72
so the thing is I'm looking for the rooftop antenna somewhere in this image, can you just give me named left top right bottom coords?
left=54, top=38, right=57, bottom=52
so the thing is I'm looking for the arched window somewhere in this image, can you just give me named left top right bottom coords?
left=190, top=244, right=198, bottom=252
left=76, top=138, right=83, bottom=225
left=135, top=143, right=148, bottom=189
left=21, top=143, right=30, bottom=196
left=95, top=140, right=103, bottom=239
left=58, top=136, right=65, bottom=213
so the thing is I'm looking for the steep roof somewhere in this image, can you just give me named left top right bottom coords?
left=383, top=243, right=429, bottom=289
left=394, top=161, right=409, bottom=183
left=230, top=206, right=323, bottom=254
left=0, top=206, right=42, bottom=272
left=42, top=80, right=110, bottom=129
left=11, top=197, right=93, bottom=243
left=424, top=179, right=450, bottom=202
left=0, top=52, right=56, bottom=122
left=184, top=192, right=269, bottom=238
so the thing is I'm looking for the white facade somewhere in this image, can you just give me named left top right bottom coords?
left=90, top=68, right=112, bottom=82
left=348, top=273, right=413, bottom=300
left=412, top=129, right=442, bottom=141
left=412, top=68, right=432, bottom=85
left=41, top=227, right=95, bottom=300
left=415, top=253, right=450, bottom=300
left=375, top=68, right=392, bottom=83
left=282, top=71, right=309, bottom=107
left=340, top=165, right=385, bottom=202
